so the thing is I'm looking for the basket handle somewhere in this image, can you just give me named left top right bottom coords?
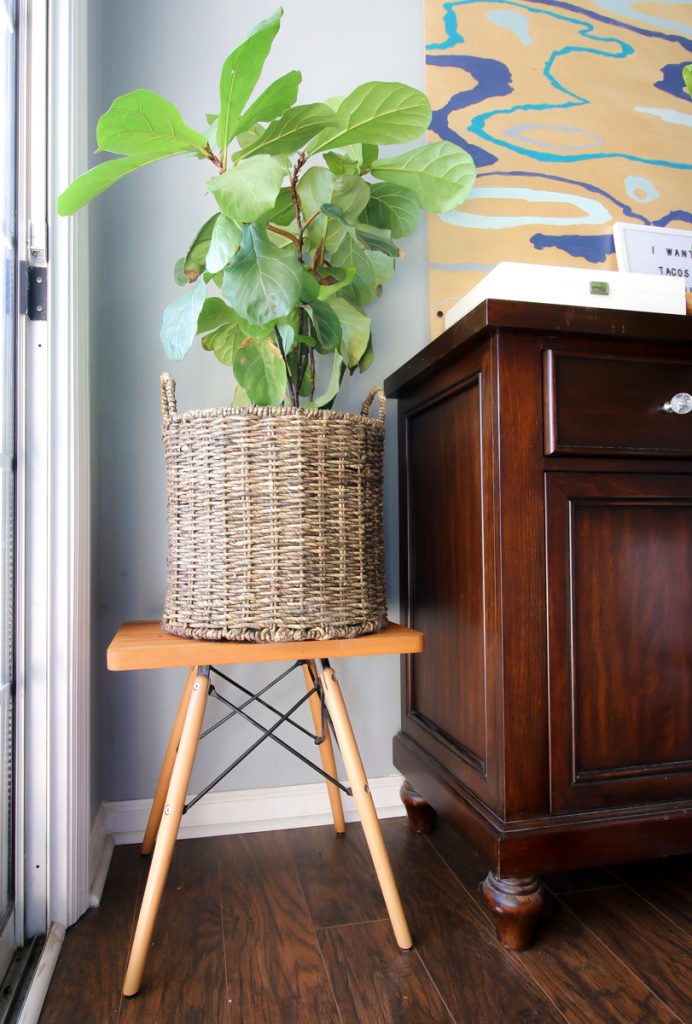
left=361, top=385, right=386, bottom=423
left=161, top=373, right=177, bottom=424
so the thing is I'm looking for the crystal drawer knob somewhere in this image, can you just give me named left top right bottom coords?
left=662, top=392, right=692, bottom=415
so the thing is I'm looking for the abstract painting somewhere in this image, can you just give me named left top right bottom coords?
left=424, top=0, right=692, bottom=333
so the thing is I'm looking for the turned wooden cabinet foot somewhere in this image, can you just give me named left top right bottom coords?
left=400, top=779, right=436, bottom=834
left=482, top=872, right=545, bottom=950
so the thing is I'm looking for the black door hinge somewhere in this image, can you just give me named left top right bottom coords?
left=19, top=260, right=48, bottom=321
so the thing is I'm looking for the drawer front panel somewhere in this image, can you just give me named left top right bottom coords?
left=546, top=471, right=692, bottom=812
left=544, top=350, right=692, bottom=457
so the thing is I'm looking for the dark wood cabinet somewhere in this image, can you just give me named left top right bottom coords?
left=385, top=300, right=692, bottom=948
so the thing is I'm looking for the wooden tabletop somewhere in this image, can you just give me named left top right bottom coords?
left=107, top=620, right=424, bottom=671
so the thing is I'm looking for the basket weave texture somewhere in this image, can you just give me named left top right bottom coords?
left=160, top=374, right=388, bottom=642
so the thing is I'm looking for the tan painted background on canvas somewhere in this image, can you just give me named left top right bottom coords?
left=424, top=0, right=692, bottom=335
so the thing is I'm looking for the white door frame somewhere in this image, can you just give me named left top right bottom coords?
left=15, top=0, right=91, bottom=940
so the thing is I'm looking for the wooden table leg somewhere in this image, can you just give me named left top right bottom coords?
left=319, top=666, right=413, bottom=950
left=123, top=666, right=210, bottom=997
left=482, top=872, right=545, bottom=949
left=141, top=666, right=198, bottom=856
left=303, top=661, right=346, bottom=835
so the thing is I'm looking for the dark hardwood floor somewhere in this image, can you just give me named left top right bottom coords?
left=39, top=817, right=692, bottom=1024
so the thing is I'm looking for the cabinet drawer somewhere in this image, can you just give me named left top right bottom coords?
left=544, top=350, right=692, bottom=457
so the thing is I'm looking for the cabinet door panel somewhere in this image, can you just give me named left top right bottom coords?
left=401, top=351, right=499, bottom=806
left=546, top=473, right=692, bottom=812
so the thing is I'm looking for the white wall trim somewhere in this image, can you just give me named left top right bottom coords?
left=16, top=923, right=66, bottom=1024
left=92, top=774, right=405, bottom=854
left=87, top=804, right=113, bottom=908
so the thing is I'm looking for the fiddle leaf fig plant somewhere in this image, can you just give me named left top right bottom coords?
left=58, top=7, right=476, bottom=408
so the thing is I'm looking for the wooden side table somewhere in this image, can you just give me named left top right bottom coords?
left=107, top=620, right=424, bottom=996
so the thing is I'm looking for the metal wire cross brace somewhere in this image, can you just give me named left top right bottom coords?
left=184, top=658, right=353, bottom=815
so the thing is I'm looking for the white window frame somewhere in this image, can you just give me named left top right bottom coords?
left=15, top=0, right=91, bottom=942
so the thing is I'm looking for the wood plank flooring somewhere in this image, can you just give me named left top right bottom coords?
left=39, top=818, right=692, bottom=1024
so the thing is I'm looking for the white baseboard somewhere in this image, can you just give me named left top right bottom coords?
left=89, top=774, right=405, bottom=870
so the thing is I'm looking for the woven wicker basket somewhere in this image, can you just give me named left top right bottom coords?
left=160, top=374, right=388, bottom=641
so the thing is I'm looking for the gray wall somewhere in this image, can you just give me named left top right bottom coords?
left=93, top=0, right=430, bottom=804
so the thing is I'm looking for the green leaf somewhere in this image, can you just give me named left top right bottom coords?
left=312, top=174, right=371, bottom=250
left=367, top=250, right=396, bottom=286
left=206, top=215, right=242, bottom=273
left=96, top=89, right=207, bottom=156
left=684, top=64, right=692, bottom=97
left=309, top=81, right=431, bottom=152
left=183, top=214, right=219, bottom=279
left=236, top=123, right=266, bottom=149
left=298, top=359, right=315, bottom=398
left=234, top=70, right=301, bottom=136
left=313, top=353, right=345, bottom=408
left=160, top=278, right=206, bottom=361
left=363, top=181, right=420, bottom=237
left=321, top=202, right=349, bottom=225
left=235, top=103, right=338, bottom=160
left=233, top=335, right=287, bottom=405
left=208, top=154, right=284, bottom=222
left=347, top=143, right=379, bottom=169
left=316, top=266, right=356, bottom=300
left=371, top=141, right=476, bottom=212
left=285, top=345, right=313, bottom=397
left=259, top=187, right=296, bottom=227
left=202, top=321, right=245, bottom=366
left=204, top=117, right=219, bottom=149
left=337, top=250, right=394, bottom=306
left=297, top=166, right=334, bottom=217
left=236, top=312, right=279, bottom=338
left=295, top=333, right=316, bottom=349
left=221, top=223, right=303, bottom=324
left=329, top=297, right=371, bottom=368
left=300, top=269, right=320, bottom=303
left=197, top=296, right=236, bottom=334
left=355, top=224, right=400, bottom=257
left=325, top=144, right=379, bottom=174
left=217, top=7, right=283, bottom=153
left=358, top=336, right=375, bottom=373
left=306, top=214, right=348, bottom=256
left=232, top=385, right=252, bottom=407
left=57, top=151, right=175, bottom=215
left=307, top=300, right=341, bottom=352
left=278, top=322, right=295, bottom=355
left=330, top=233, right=377, bottom=306
left=297, top=166, right=345, bottom=251
left=323, top=151, right=359, bottom=176
left=332, top=174, right=370, bottom=221
left=173, top=257, right=187, bottom=286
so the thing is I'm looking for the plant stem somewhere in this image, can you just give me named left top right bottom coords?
left=312, top=240, right=325, bottom=272
left=308, top=348, right=316, bottom=402
left=289, top=150, right=308, bottom=256
left=205, top=144, right=224, bottom=171
left=295, top=306, right=313, bottom=400
left=267, top=223, right=301, bottom=253
left=274, top=326, right=299, bottom=408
